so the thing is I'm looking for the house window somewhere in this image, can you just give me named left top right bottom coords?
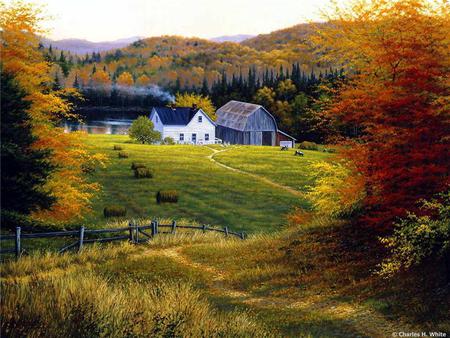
left=192, top=133, right=197, bottom=143
left=198, top=115, right=202, bottom=123
left=205, top=133, right=209, bottom=141
left=179, top=133, right=184, bottom=141
left=155, top=115, right=158, bottom=123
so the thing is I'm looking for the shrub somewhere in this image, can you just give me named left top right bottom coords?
left=129, top=116, right=161, bottom=144
left=103, top=205, right=127, bottom=218
left=298, top=141, right=319, bottom=151
left=113, top=145, right=123, bottom=151
left=118, top=152, right=128, bottom=158
left=156, top=190, right=179, bottom=204
left=131, top=162, right=146, bottom=170
left=81, top=162, right=96, bottom=174
left=134, top=167, right=153, bottom=178
left=378, top=191, right=450, bottom=277
left=162, top=136, right=175, bottom=145
left=306, top=161, right=365, bottom=218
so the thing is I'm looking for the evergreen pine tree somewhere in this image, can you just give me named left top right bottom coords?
left=1, top=73, right=55, bottom=218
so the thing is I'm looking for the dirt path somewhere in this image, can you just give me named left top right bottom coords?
left=148, top=245, right=415, bottom=338
left=205, top=146, right=304, bottom=198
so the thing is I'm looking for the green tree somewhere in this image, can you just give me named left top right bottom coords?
left=129, top=116, right=161, bottom=144
left=253, top=86, right=276, bottom=111
left=276, top=79, right=296, bottom=101
left=0, top=73, right=55, bottom=218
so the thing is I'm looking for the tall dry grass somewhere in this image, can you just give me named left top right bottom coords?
left=1, top=243, right=272, bottom=337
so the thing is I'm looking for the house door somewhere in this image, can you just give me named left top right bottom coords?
left=192, top=133, right=197, bottom=144
left=262, top=131, right=273, bottom=146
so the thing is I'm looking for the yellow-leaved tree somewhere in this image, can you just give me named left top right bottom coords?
left=0, top=1, right=106, bottom=222
left=174, top=93, right=216, bottom=120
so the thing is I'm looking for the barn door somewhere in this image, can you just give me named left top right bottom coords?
left=262, top=131, right=273, bottom=146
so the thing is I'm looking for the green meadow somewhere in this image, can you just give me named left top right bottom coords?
left=82, top=134, right=328, bottom=232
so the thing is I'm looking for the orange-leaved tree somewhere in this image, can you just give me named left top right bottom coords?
left=1, top=1, right=106, bottom=222
left=313, top=0, right=450, bottom=228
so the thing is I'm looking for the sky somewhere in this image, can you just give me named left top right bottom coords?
left=15, top=0, right=335, bottom=41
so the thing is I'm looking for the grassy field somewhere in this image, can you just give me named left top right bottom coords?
left=2, top=135, right=449, bottom=337
left=81, top=135, right=329, bottom=232
left=214, top=145, right=330, bottom=192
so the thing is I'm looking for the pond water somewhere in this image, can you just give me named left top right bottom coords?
left=63, top=110, right=147, bottom=134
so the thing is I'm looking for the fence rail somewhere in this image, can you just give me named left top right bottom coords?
left=0, top=220, right=246, bottom=259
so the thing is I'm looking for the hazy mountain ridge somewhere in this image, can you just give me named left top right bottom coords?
left=210, top=34, right=255, bottom=43
left=42, top=36, right=145, bottom=54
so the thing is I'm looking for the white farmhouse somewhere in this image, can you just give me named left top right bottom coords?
left=149, top=106, right=216, bottom=144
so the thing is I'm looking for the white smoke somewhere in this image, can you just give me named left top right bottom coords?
left=82, top=84, right=175, bottom=103
left=113, top=84, right=175, bottom=102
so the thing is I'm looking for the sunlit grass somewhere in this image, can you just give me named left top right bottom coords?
left=81, top=135, right=325, bottom=232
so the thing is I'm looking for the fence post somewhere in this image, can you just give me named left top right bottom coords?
left=151, top=221, right=156, bottom=237
left=224, top=226, right=229, bottom=237
left=135, top=222, right=139, bottom=244
left=240, top=232, right=245, bottom=240
left=78, top=226, right=85, bottom=252
left=15, top=227, right=21, bottom=259
left=128, top=222, right=134, bottom=243
left=155, top=220, right=159, bottom=235
left=171, top=220, right=176, bottom=234
left=202, top=224, right=206, bottom=233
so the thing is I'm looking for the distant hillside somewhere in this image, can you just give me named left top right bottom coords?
left=242, top=23, right=321, bottom=51
left=42, top=36, right=144, bottom=55
left=210, top=34, right=255, bottom=43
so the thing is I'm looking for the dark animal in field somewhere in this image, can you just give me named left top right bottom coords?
left=280, top=146, right=288, bottom=151
left=294, top=150, right=304, bottom=156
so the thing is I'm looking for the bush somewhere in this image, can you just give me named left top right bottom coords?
left=134, top=167, right=153, bottom=178
left=378, top=191, right=450, bottom=277
left=298, top=141, right=319, bottom=151
left=162, top=136, right=176, bottom=145
left=103, top=205, right=127, bottom=218
left=113, top=145, right=123, bottom=151
left=118, top=152, right=129, bottom=158
left=81, top=162, right=96, bottom=174
left=131, top=162, right=146, bottom=170
left=129, top=116, right=161, bottom=144
left=156, top=190, right=179, bottom=204
left=162, top=136, right=175, bottom=146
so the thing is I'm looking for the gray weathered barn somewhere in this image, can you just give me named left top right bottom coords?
left=215, top=100, right=296, bottom=147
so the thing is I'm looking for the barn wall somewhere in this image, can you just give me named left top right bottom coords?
left=244, top=108, right=277, bottom=132
left=217, top=126, right=239, bottom=144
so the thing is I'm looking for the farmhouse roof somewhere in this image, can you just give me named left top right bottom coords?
left=152, top=107, right=198, bottom=125
left=216, top=100, right=265, bottom=131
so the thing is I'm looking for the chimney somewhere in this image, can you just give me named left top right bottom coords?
left=192, top=103, right=198, bottom=110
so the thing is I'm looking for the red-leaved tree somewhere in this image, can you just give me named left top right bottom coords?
left=313, top=0, right=450, bottom=228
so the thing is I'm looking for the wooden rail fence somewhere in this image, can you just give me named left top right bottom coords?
left=0, top=220, right=246, bottom=259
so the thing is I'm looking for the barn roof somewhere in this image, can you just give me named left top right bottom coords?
left=216, top=100, right=264, bottom=131
left=152, top=107, right=198, bottom=126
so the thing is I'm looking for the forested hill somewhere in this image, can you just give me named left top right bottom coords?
left=242, top=23, right=320, bottom=51
left=48, top=22, right=327, bottom=94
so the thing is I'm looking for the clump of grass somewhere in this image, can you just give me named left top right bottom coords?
left=134, top=167, right=153, bottom=178
left=156, top=190, right=178, bottom=203
left=103, top=205, right=127, bottom=218
left=130, top=162, right=146, bottom=170
left=1, top=272, right=272, bottom=337
left=113, top=145, right=123, bottom=151
left=118, top=151, right=129, bottom=158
